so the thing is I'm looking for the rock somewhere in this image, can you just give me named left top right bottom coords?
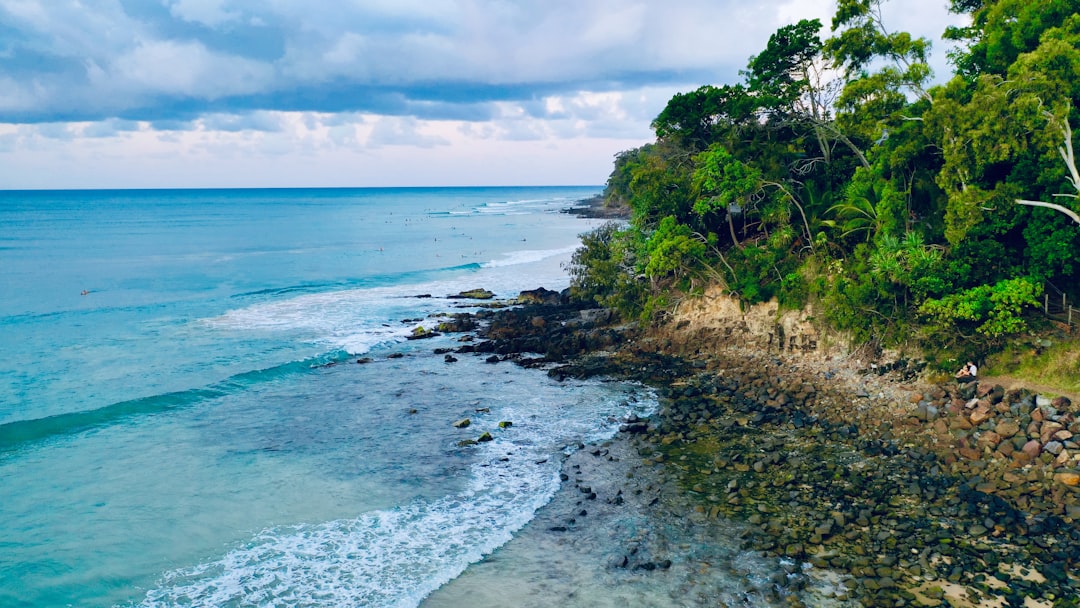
left=1055, top=449, right=1071, bottom=467
left=448, top=288, right=496, bottom=300
left=517, top=287, right=562, bottom=305
left=499, top=421, right=513, bottom=428
left=996, top=420, right=1021, bottom=439
left=356, top=357, right=372, bottom=364
left=977, top=431, right=1002, bottom=449
left=485, top=355, right=500, bottom=364
left=477, top=431, right=494, bottom=442
left=1044, top=441, right=1064, bottom=456
left=444, top=354, right=458, bottom=363
left=577, top=309, right=613, bottom=325
left=970, top=402, right=993, bottom=425
left=1041, top=422, right=1064, bottom=444
left=1054, top=472, right=1080, bottom=486
left=1052, top=396, right=1073, bottom=410
left=1022, top=440, right=1042, bottom=458
left=436, top=315, right=478, bottom=333
left=457, top=439, right=478, bottom=447
left=453, top=418, right=471, bottom=428
left=406, top=326, right=440, bottom=340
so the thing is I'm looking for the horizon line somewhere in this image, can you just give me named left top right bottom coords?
left=0, top=184, right=604, bottom=193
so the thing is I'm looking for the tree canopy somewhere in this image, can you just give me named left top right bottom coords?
left=572, top=1, right=1079, bottom=364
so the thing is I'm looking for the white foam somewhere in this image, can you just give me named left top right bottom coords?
left=140, top=383, right=656, bottom=608
left=203, top=244, right=580, bottom=354
left=480, top=246, right=578, bottom=269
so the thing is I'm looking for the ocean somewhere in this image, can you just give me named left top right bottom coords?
left=0, top=187, right=659, bottom=607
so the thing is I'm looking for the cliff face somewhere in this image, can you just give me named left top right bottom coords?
left=661, top=286, right=850, bottom=361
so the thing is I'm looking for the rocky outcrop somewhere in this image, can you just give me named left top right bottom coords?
left=447, top=288, right=496, bottom=300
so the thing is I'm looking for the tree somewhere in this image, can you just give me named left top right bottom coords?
left=651, top=85, right=753, bottom=152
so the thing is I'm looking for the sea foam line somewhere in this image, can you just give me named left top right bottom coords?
left=139, top=385, right=656, bottom=608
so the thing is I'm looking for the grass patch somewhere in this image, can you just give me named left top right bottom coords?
left=983, top=335, right=1080, bottom=395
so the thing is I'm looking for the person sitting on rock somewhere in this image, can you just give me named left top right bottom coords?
left=955, top=361, right=977, bottom=384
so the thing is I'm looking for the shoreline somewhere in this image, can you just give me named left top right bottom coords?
left=423, top=295, right=1080, bottom=607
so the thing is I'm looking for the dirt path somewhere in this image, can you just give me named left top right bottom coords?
left=976, top=374, right=1080, bottom=403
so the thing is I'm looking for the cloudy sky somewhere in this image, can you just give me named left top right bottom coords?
left=0, top=0, right=964, bottom=189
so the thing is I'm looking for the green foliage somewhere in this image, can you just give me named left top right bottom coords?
left=643, top=216, right=707, bottom=281
left=566, top=222, right=647, bottom=318
left=918, top=277, right=1043, bottom=350
left=572, top=0, right=1080, bottom=355
left=745, top=19, right=824, bottom=116
left=693, top=146, right=762, bottom=215
left=651, top=85, right=753, bottom=151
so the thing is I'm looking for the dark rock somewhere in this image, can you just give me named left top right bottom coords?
left=517, top=287, right=563, bottom=305
left=406, top=326, right=440, bottom=340
left=448, top=288, right=496, bottom=300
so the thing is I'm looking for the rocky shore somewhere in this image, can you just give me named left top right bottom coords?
left=426, top=290, right=1080, bottom=607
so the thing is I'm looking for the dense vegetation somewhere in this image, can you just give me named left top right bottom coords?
left=568, top=0, right=1080, bottom=367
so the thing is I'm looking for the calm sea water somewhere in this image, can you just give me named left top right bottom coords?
left=0, top=187, right=656, bottom=607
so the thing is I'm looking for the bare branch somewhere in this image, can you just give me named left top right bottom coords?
left=1016, top=199, right=1080, bottom=225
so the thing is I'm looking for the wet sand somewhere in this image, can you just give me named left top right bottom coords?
left=423, top=431, right=849, bottom=607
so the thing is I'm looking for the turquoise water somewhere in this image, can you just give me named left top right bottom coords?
left=0, top=187, right=655, bottom=607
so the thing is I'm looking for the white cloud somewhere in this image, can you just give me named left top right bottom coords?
left=166, top=0, right=242, bottom=28
left=0, top=0, right=966, bottom=188
left=113, top=39, right=273, bottom=98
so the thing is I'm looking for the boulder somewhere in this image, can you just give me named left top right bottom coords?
left=406, top=326, right=440, bottom=340
left=517, top=287, right=562, bottom=305
left=1041, top=422, right=1065, bottom=444
left=995, top=420, right=1021, bottom=439
left=1022, top=440, right=1042, bottom=458
left=453, top=418, right=471, bottom=428
left=448, top=288, right=496, bottom=300
left=970, top=403, right=993, bottom=425
left=977, top=431, right=1002, bottom=449
left=1054, top=472, right=1080, bottom=487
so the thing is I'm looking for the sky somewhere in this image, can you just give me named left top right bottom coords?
left=0, top=0, right=966, bottom=189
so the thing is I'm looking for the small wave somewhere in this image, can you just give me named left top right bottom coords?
left=0, top=351, right=351, bottom=454
left=229, top=264, right=484, bottom=302
left=141, top=451, right=559, bottom=608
